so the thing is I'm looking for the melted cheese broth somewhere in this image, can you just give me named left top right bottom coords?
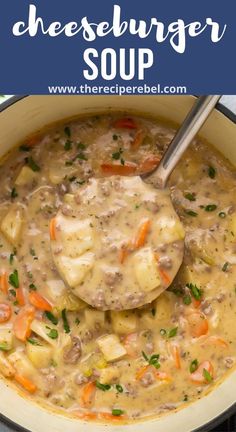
left=0, top=113, right=235, bottom=423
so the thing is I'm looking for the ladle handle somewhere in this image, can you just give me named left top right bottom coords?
left=144, top=95, right=221, bottom=187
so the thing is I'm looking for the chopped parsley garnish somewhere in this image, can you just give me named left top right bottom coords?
left=222, top=262, right=229, bottom=272
left=142, top=351, right=160, bottom=369
left=9, top=289, right=16, bottom=297
left=0, top=342, right=10, bottom=351
left=30, top=247, right=36, bottom=257
left=183, top=294, right=192, bottom=305
left=208, top=166, right=216, bottom=179
left=184, top=209, right=198, bottom=217
left=9, top=248, right=17, bottom=265
left=76, top=153, right=87, bottom=161
left=112, top=409, right=124, bottom=417
left=183, top=395, right=188, bottom=402
left=9, top=269, right=19, bottom=288
left=11, top=187, right=18, bottom=199
left=205, top=204, right=217, bottom=212
left=29, top=283, right=37, bottom=291
left=69, top=176, right=76, bottom=182
left=25, top=156, right=40, bottom=172
left=27, top=338, right=41, bottom=346
left=64, top=126, right=71, bottom=137
left=151, top=308, right=156, bottom=317
left=203, top=368, right=213, bottom=382
left=218, top=211, right=226, bottom=218
left=19, top=144, right=31, bottom=152
left=47, top=329, right=58, bottom=339
left=45, top=311, right=58, bottom=325
left=61, top=308, right=70, bottom=333
left=190, top=359, right=199, bottom=373
left=184, top=192, right=196, bottom=201
left=95, top=381, right=111, bottom=391
left=64, top=140, right=72, bottom=151
left=113, top=134, right=118, bottom=141
left=168, top=327, right=178, bottom=338
left=65, top=160, right=73, bottom=166
left=112, top=148, right=123, bottom=160
left=115, top=384, right=123, bottom=393
left=186, top=283, right=203, bottom=300
left=77, top=142, right=86, bottom=150
left=75, top=317, right=80, bottom=325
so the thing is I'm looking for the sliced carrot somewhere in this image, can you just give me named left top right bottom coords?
left=192, top=298, right=201, bottom=309
left=203, top=335, right=228, bottom=348
left=134, top=219, right=151, bottom=248
left=15, top=374, right=37, bottom=394
left=49, top=218, right=57, bottom=241
left=29, top=291, right=52, bottom=312
left=13, top=305, right=35, bottom=342
left=190, top=360, right=214, bottom=384
left=119, top=245, right=129, bottom=264
left=113, top=118, right=137, bottom=129
left=131, top=129, right=145, bottom=149
left=137, top=155, right=160, bottom=174
left=99, top=412, right=126, bottom=422
left=171, top=345, right=181, bottom=369
left=101, top=162, right=137, bottom=176
left=25, top=135, right=39, bottom=148
left=187, top=312, right=208, bottom=338
left=159, top=268, right=171, bottom=286
left=80, top=381, right=96, bottom=408
left=16, top=286, right=25, bottom=307
left=0, top=271, right=8, bottom=294
left=74, top=411, right=97, bottom=420
left=136, top=365, right=149, bottom=380
left=0, top=303, right=12, bottom=323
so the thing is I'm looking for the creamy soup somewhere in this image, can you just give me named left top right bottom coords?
left=0, top=113, right=235, bottom=423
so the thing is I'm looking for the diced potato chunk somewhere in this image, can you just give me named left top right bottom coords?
left=49, top=164, right=78, bottom=185
left=0, top=326, right=13, bottom=350
left=0, top=352, right=15, bottom=377
left=111, top=311, right=137, bottom=334
left=79, top=352, right=107, bottom=377
left=156, top=216, right=185, bottom=244
left=8, top=351, right=36, bottom=378
left=58, top=216, right=94, bottom=258
left=46, top=279, right=66, bottom=301
left=154, top=293, right=172, bottom=322
left=54, top=291, right=86, bottom=312
left=99, top=366, right=120, bottom=384
left=134, top=247, right=161, bottom=292
left=56, top=252, right=95, bottom=288
left=26, top=343, right=52, bottom=368
left=84, top=308, right=105, bottom=329
left=15, top=166, right=37, bottom=186
left=97, top=334, right=127, bottom=362
left=1, top=207, right=23, bottom=244
left=31, top=320, right=57, bottom=346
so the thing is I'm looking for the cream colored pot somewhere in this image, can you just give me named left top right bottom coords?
left=0, top=95, right=236, bottom=432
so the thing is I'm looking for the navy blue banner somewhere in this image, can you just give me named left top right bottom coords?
left=0, top=0, right=235, bottom=94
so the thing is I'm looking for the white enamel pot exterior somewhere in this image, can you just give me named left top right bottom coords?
left=0, top=95, right=236, bottom=432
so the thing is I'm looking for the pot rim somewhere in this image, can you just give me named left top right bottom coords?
left=0, top=94, right=236, bottom=432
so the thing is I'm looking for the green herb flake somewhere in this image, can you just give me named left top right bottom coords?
left=29, top=283, right=37, bottom=291
left=9, top=289, right=16, bottom=297
left=111, top=409, right=124, bottom=417
left=120, top=157, right=125, bottom=166
left=112, top=148, right=123, bottom=161
left=203, top=368, right=213, bottom=383
left=184, top=209, right=198, bottom=217
left=168, top=327, right=178, bottom=338
left=65, top=160, right=73, bottom=166
left=151, top=308, right=156, bottom=317
left=113, top=134, right=118, bottom=141
left=208, top=166, right=216, bottom=179
left=61, top=308, right=70, bottom=333
left=64, top=140, right=72, bottom=151
left=0, top=342, right=10, bottom=351
left=25, top=156, right=40, bottom=172
left=76, top=153, right=87, bottom=161
left=183, top=394, right=188, bottom=402
left=11, top=187, right=18, bottom=199
left=205, top=204, right=217, bottom=212
left=142, top=351, right=160, bottom=369
left=30, top=247, right=36, bottom=257
left=218, top=211, right=226, bottom=218
left=27, top=338, right=41, bottom=346
left=186, top=283, right=203, bottom=301
left=184, top=192, right=196, bottom=202
left=183, top=294, right=192, bottom=305
left=9, top=269, right=19, bottom=289
left=47, top=329, right=58, bottom=339
left=222, top=262, right=229, bottom=272
left=95, top=381, right=111, bottom=391
left=64, top=126, right=71, bottom=138
left=190, top=359, right=199, bottom=373
left=75, top=317, right=80, bottom=325
left=19, top=144, right=31, bottom=152
left=69, top=176, right=76, bottom=182
left=77, top=142, right=86, bottom=150
left=9, top=248, right=17, bottom=265
left=115, top=384, right=123, bottom=393
left=50, top=359, right=58, bottom=367
left=45, top=311, right=58, bottom=325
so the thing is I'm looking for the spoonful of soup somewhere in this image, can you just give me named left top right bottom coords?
left=50, top=96, right=220, bottom=310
